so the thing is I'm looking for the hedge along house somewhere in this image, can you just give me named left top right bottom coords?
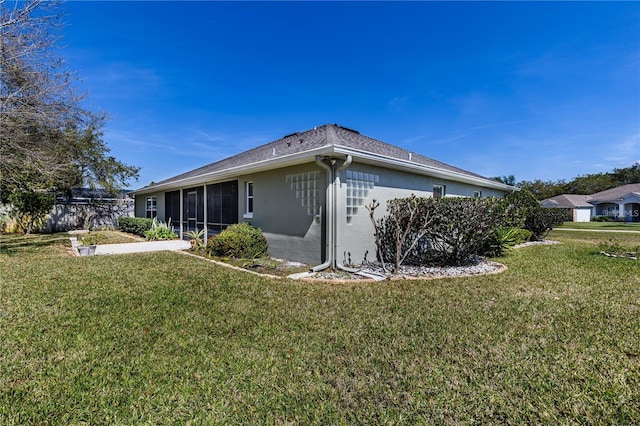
left=131, top=124, right=514, bottom=269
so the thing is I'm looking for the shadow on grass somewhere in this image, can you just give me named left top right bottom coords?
left=0, top=233, right=68, bottom=256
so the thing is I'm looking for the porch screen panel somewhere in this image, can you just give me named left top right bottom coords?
left=165, top=191, right=180, bottom=230
left=221, top=180, right=238, bottom=225
left=206, top=180, right=238, bottom=234
left=182, top=186, right=205, bottom=232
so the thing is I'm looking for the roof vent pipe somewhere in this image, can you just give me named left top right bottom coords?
left=272, top=148, right=276, bottom=156
left=409, top=152, right=412, bottom=161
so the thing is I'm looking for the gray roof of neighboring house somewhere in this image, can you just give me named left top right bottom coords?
left=133, top=124, right=512, bottom=194
left=586, top=183, right=640, bottom=203
left=540, top=194, right=592, bottom=208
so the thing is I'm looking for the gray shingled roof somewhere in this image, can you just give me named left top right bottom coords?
left=586, top=183, right=640, bottom=203
left=134, top=124, right=505, bottom=193
left=540, top=194, right=592, bottom=208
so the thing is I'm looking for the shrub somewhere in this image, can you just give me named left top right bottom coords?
left=185, top=228, right=206, bottom=253
left=502, top=189, right=539, bottom=228
left=427, top=197, right=506, bottom=266
left=481, top=227, right=532, bottom=257
left=503, top=190, right=565, bottom=241
left=525, top=208, right=565, bottom=241
left=370, top=196, right=506, bottom=268
left=207, top=222, right=268, bottom=259
left=367, top=196, right=437, bottom=272
left=118, top=217, right=153, bottom=236
left=591, top=215, right=611, bottom=222
left=144, top=218, right=176, bottom=240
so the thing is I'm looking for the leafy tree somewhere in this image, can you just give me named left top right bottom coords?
left=611, top=163, right=640, bottom=185
left=0, top=1, right=138, bottom=208
left=562, top=173, right=616, bottom=195
left=7, top=190, right=54, bottom=234
left=517, top=179, right=565, bottom=200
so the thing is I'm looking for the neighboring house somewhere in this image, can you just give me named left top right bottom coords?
left=586, top=183, right=640, bottom=222
left=131, top=124, right=514, bottom=267
left=540, top=194, right=592, bottom=222
left=540, top=183, right=640, bottom=222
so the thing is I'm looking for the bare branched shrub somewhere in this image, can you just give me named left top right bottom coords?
left=369, top=196, right=507, bottom=269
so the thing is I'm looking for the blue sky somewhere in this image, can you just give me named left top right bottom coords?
left=60, top=1, right=639, bottom=188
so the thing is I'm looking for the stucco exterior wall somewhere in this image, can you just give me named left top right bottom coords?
left=237, top=162, right=327, bottom=265
left=134, top=192, right=165, bottom=220
left=335, top=162, right=511, bottom=265
left=133, top=160, right=511, bottom=266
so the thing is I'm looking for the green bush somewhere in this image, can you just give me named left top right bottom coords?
left=144, top=218, right=176, bottom=241
left=513, top=228, right=533, bottom=244
left=117, top=217, right=153, bottom=236
left=526, top=208, right=566, bottom=241
left=207, top=222, right=268, bottom=259
left=427, top=197, right=507, bottom=266
left=481, top=227, right=533, bottom=257
left=372, top=196, right=506, bottom=268
left=503, top=190, right=564, bottom=241
left=591, top=215, right=611, bottom=222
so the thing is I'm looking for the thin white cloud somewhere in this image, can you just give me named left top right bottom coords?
left=604, top=132, right=640, bottom=166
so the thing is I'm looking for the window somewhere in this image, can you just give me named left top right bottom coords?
left=244, top=181, right=254, bottom=218
left=473, top=190, right=482, bottom=198
left=433, top=185, right=446, bottom=199
left=145, top=196, right=157, bottom=218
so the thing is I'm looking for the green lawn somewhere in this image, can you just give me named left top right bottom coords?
left=1, top=231, right=638, bottom=424
left=557, top=221, right=640, bottom=231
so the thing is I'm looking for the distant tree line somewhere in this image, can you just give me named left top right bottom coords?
left=493, top=163, right=640, bottom=200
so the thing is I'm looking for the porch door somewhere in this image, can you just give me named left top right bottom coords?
left=186, top=191, right=197, bottom=232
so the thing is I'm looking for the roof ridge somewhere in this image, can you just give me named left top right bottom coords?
left=325, top=123, right=339, bottom=145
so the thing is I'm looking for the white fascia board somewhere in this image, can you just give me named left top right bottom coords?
left=132, top=143, right=516, bottom=195
left=331, top=145, right=516, bottom=191
left=131, top=146, right=334, bottom=195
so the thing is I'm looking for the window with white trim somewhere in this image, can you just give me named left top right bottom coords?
left=473, top=190, right=482, bottom=198
left=244, top=181, right=254, bottom=218
left=145, top=196, right=157, bottom=218
left=433, top=184, right=446, bottom=199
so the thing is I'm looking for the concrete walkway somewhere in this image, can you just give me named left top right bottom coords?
left=92, top=240, right=191, bottom=256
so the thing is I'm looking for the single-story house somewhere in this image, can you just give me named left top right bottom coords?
left=540, top=183, right=640, bottom=222
left=540, top=194, right=592, bottom=222
left=131, top=124, right=515, bottom=268
left=587, top=183, right=640, bottom=222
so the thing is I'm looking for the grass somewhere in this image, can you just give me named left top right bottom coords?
left=557, top=221, right=640, bottom=231
left=1, top=230, right=639, bottom=424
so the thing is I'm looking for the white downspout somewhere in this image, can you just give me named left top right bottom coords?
left=311, top=155, right=360, bottom=273
left=311, top=156, right=334, bottom=272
